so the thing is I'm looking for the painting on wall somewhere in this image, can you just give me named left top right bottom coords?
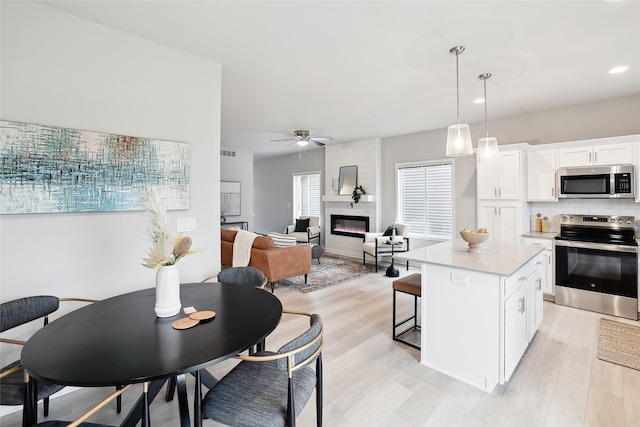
left=0, top=120, right=190, bottom=214
left=220, top=181, right=241, bottom=216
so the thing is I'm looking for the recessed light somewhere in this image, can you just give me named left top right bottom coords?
left=474, top=98, right=485, bottom=104
left=609, top=65, right=629, bottom=74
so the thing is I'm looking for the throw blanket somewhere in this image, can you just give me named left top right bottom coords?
left=233, top=230, right=258, bottom=267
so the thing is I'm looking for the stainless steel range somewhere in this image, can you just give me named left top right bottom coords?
left=555, top=214, right=638, bottom=320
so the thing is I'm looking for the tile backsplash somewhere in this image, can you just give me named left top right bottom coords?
left=528, top=200, right=640, bottom=234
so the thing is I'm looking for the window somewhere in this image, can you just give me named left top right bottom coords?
left=397, top=161, right=453, bottom=239
left=293, top=172, right=321, bottom=219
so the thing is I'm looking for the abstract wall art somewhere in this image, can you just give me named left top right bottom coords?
left=220, top=181, right=241, bottom=216
left=0, top=120, right=190, bottom=214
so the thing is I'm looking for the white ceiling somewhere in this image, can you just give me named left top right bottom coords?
left=40, top=1, right=640, bottom=159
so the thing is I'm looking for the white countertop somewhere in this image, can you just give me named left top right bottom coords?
left=398, top=239, right=544, bottom=276
left=521, top=231, right=558, bottom=239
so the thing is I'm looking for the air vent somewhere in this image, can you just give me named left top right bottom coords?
left=220, top=149, right=236, bottom=157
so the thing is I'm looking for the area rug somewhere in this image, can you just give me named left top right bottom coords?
left=275, top=255, right=375, bottom=293
left=596, top=318, right=640, bottom=371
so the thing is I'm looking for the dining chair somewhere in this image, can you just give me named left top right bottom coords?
left=34, top=382, right=150, bottom=427
left=201, top=310, right=323, bottom=427
left=0, top=296, right=121, bottom=423
left=205, top=266, right=268, bottom=289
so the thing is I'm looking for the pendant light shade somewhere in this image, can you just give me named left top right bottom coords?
left=477, top=73, right=499, bottom=162
left=446, top=46, right=473, bottom=157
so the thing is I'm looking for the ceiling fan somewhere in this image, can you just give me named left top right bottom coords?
left=271, top=130, right=332, bottom=147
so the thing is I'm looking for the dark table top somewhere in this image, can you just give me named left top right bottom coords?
left=21, top=282, right=282, bottom=387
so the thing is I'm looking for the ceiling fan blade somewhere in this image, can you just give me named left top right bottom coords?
left=310, top=139, right=326, bottom=147
left=310, top=137, right=332, bottom=142
left=271, top=138, right=297, bottom=143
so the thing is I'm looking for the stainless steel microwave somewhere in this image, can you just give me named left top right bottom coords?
left=557, top=165, right=635, bottom=199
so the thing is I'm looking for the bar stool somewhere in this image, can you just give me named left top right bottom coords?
left=392, top=273, right=421, bottom=350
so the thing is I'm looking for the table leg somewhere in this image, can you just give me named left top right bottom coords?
left=121, top=379, right=166, bottom=427
left=176, top=373, right=191, bottom=427
left=193, top=370, right=202, bottom=427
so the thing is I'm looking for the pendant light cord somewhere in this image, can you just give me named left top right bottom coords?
left=483, top=77, right=488, bottom=138
left=455, top=52, right=461, bottom=125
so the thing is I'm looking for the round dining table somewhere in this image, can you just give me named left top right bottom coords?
left=21, top=282, right=283, bottom=427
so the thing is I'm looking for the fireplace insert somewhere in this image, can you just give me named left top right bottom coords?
left=330, top=214, right=369, bottom=238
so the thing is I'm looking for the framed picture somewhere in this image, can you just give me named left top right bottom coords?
left=0, top=120, right=189, bottom=214
left=220, top=181, right=241, bottom=216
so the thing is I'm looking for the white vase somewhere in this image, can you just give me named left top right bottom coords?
left=155, top=265, right=181, bottom=318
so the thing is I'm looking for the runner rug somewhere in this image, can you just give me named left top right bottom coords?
left=275, top=255, right=375, bottom=293
left=596, top=318, right=640, bottom=371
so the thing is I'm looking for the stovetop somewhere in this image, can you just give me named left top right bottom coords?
left=556, top=214, right=637, bottom=246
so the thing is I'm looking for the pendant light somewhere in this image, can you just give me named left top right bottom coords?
left=446, top=46, right=473, bottom=157
left=477, top=73, right=499, bottom=162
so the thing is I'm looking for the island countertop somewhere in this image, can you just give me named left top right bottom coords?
left=398, top=239, right=544, bottom=276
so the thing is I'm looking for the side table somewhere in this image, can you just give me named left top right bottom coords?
left=384, top=239, right=403, bottom=277
left=311, top=244, right=324, bottom=264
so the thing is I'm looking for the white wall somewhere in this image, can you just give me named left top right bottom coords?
left=0, top=1, right=221, bottom=349
left=220, top=147, right=254, bottom=228
left=253, top=148, right=324, bottom=236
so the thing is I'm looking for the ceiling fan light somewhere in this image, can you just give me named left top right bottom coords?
left=297, top=139, right=309, bottom=147
left=478, top=136, right=499, bottom=161
left=446, top=123, right=473, bottom=157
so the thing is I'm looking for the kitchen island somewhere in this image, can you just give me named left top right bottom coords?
left=398, top=239, right=544, bottom=393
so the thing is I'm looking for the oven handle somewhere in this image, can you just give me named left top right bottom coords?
left=554, top=239, right=638, bottom=253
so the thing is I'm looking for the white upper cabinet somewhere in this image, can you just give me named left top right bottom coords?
left=477, top=151, right=521, bottom=200
left=526, top=150, right=556, bottom=201
left=557, top=143, right=634, bottom=167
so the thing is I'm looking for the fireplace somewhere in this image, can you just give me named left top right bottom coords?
left=330, top=214, right=370, bottom=238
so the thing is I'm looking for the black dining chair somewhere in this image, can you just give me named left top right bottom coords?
left=202, top=266, right=268, bottom=289
left=0, top=295, right=122, bottom=423
left=201, top=310, right=323, bottom=427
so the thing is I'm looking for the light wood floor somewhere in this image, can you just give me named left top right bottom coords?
left=3, top=267, right=640, bottom=427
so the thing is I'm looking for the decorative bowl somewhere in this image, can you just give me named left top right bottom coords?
left=460, top=230, right=489, bottom=253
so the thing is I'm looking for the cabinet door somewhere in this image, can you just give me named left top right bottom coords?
left=527, top=266, right=544, bottom=341
left=478, top=203, right=500, bottom=243
left=594, top=143, right=634, bottom=165
left=504, top=284, right=528, bottom=381
left=543, top=250, right=554, bottom=295
left=557, top=147, right=593, bottom=167
left=497, top=151, right=521, bottom=199
left=497, top=203, right=520, bottom=244
left=477, top=158, right=499, bottom=199
left=527, top=150, right=556, bottom=201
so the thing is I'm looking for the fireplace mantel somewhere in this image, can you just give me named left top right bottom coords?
left=322, top=195, right=375, bottom=202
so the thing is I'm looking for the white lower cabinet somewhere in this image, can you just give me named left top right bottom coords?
left=419, top=247, right=544, bottom=393
left=504, top=282, right=528, bottom=380
left=522, top=236, right=554, bottom=296
left=503, top=256, right=544, bottom=381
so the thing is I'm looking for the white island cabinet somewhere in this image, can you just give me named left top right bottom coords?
left=398, top=240, right=543, bottom=393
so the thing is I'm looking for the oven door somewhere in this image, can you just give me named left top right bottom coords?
left=555, top=240, right=638, bottom=298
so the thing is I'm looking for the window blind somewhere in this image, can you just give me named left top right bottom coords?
left=398, top=162, right=452, bottom=239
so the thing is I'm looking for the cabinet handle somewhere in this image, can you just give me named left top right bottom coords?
left=536, top=261, right=542, bottom=266
left=499, top=188, right=502, bottom=197
left=519, top=276, right=527, bottom=281
left=589, top=152, right=592, bottom=164
left=495, top=188, right=498, bottom=197
left=519, top=297, right=526, bottom=313
left=595, top=152, right=598, bottom=163
left=552, top=188, right=555, bottom=197
left=537, top=278, right=542, bottom=291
